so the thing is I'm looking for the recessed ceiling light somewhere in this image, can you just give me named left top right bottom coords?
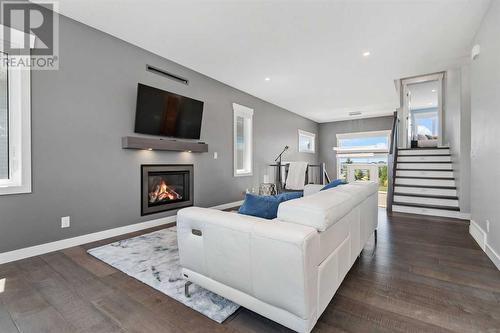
left=432, top=89, right=436, bottom=92
left=265, top=77, right=271, bottom=81
left=363, top=51, right=371, bottom=57
left=349, top=111, right=362, bottom=116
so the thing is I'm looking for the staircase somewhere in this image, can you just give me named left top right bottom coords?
left=391, top=147, right=462, bottom=218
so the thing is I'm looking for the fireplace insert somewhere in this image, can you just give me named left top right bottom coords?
left=141, top=164, right=193, bottom=215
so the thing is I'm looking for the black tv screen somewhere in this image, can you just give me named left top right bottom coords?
left=134, top=83, right=204, bottom=139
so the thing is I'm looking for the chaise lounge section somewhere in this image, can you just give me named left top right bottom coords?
left=177, top=181, right=378, bottom=332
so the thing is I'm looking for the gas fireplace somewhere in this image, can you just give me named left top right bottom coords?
left=141, top=164, right=193, bottom=215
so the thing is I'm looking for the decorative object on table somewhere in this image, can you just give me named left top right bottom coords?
left=238, top=191, right=303, bottom=219
left=274, top=145, right=289, bottom=193
left=259, top=183, right=277, bottom=195
left=87, top=227, right=239, bottom=323
left=245, top=187, right=258, bottom=194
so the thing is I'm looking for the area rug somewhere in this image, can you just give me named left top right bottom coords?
left=87, top=227, right=240, bottom=323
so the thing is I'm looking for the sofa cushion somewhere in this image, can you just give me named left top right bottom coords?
left=341, top=181, right=378, bottom=199
left=303, top=184, right=323, bottom=197
left=277, top=182, right=378, bottom=232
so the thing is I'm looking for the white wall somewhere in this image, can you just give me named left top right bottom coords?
left=444, top=66, right=471, bottom=214
left=470, top=0, right=500, bottom=260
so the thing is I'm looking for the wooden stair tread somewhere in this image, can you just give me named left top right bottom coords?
left=394, top=193, right=459, bottom=200
left=393, top=202, right=460, bottom=211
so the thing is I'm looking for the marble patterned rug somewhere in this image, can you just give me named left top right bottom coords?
left=87, top=227, right=240, bottom=323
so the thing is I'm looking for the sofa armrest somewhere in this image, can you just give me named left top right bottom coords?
left=177, top=207, right=319, bottom=320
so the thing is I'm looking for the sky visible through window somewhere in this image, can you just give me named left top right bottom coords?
left=416, top=118, right=437, bottom=136
left=339, top=136, right=388, bottom=149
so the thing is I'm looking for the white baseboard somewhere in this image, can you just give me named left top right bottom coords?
left=469, top=219, right=500, bottom=270
left=469, top=220, right=486, bottom=250
left=486, top=243, right=500, bottom=270
left=0, top=200, right=243, bottom=265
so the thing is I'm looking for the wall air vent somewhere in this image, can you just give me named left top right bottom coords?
left=349, top=111, right=362, bottom=116
left=146, top=65, right=189, bottom=85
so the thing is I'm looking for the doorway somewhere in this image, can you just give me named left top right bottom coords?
left=401, top=73, right=444, bottom=148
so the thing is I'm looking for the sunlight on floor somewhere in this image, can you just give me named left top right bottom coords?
left=0, top=278, right=5, bottom=293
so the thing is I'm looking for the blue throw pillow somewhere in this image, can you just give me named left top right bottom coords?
left=276, top=191, right=303, bottom=201
left=238, top=191, right=303, bottom=219
left=321, top=179, right=345, bottom=191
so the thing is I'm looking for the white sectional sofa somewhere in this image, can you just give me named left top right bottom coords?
left=177, top=181, right=378, bottom=333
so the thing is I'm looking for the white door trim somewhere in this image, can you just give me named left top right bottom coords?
left=401, top=72, right=444, bottom=148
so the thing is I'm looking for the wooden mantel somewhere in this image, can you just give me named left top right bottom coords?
left=121, top=136, right=208, bottom=153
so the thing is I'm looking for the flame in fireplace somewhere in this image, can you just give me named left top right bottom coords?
left=149, top=179, right=182, bottom=204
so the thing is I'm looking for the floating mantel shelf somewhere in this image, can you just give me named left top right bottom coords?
left=122, top=136, right=208, bottom=153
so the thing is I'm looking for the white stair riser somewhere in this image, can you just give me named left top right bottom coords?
left=398, top=149, right=450, bottom=156
left=398, top=155, right=451, bottom=162
left=394, top=186, right=457, bottom=197
left=395, top=178, right=455, bottom=187
left=396, top=170, right=454, bottom=178
left=393, top=205, right=463, bottom=219
left=394, top=195, right=458, bottom=207
left=397, top=163, right=452, bottom=170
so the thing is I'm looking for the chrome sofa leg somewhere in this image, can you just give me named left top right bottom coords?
left=184, top=281, right=192, bottom=298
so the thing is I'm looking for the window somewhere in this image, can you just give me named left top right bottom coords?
left=412, top=108, right=438, bottom=137
left=336, top=130, right=390, bottom=152
left=0, top=59, right=7, bottom=180
left=233, top=103, right=253, bottom=177
left=0, top=25, right=33, bottom=195
left=337, top=156, right=388, bottom=191
left=298, top=129, right=315, bottom=153
left=334, top=130, right=390, bottom=192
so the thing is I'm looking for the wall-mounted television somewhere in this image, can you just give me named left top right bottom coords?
left=134, top=83, right=204, bottom=140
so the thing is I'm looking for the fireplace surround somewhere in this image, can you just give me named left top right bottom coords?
left=141, top=164, right=194, bottom=215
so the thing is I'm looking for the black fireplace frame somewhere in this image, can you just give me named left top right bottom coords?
left=141, top=164, right=194, bottom=216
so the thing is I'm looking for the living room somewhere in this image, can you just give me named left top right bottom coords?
left=0, top=1, right=499, bottom=332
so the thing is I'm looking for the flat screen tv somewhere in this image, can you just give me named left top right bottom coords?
left=134, top=83, right=204, bottom=140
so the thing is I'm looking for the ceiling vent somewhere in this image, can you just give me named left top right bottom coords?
left=349, top=111, right=362, bottom=116
left=146, top=65, right=189, bottom=85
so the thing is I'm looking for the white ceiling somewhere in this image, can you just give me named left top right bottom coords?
left=55, top=0, right=490, bottom=123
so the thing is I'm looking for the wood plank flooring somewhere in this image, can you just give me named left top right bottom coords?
left=1, top=210, right=499, bottom=333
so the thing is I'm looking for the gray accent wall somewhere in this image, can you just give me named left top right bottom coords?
left=0, top=13, right=318, bottom=253
left=470, top=0, right=500, bottom=256
left=318, top=116, right=394, bottom=178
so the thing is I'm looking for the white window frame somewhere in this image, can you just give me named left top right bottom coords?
left=334, top=130, right=391, bottom=154
left=233, top=103, right=253, bottom=177
left=334, top=130, right=391, bottom=180
left=298, top=129, right=316, bottom=153
left=400, top=72, right=444, bottom=148
left=0, top=25, right=34, bottom=195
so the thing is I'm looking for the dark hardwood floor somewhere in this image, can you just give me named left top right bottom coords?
left=1, top=209, right=500, bottom=333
